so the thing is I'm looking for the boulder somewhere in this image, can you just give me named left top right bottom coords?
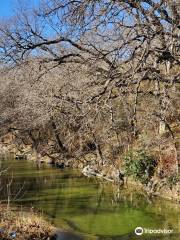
left=40, top=155, right=52, bottom=164
left=82, top=165, right=97, bottom=177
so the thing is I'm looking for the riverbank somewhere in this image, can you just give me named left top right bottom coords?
left=0, top=141, right=179, bottom=203
left=81, top=164, right=180, bottom=202
left=0, top=154, right=179, bottom=239
left=0, top=205, right=55, bottom=240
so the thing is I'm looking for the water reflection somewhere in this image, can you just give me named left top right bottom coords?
left=0, top=157, right=179, bottom=240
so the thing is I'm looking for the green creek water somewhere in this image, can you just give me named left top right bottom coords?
left=0, top=157, right=179, bottom=240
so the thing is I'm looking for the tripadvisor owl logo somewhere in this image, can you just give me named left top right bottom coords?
left=135, top=227, right=143, bottom=235
left=135, top=227, right=173, bottom=236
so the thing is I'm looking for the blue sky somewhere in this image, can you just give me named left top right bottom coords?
left=0, top=0, right=15, bottom=17
left=0, top=0, right=39, bottom=18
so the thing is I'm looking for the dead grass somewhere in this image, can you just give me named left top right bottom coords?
left=0, top=205, right=55, bottom=240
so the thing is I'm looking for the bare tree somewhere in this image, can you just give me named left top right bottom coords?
left=0, top=0, right=179, bottom=174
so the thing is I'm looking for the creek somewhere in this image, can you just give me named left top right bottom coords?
left=0, top=157, right=179, bottom=240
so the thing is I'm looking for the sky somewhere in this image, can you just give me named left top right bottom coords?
left=0, top=0, right=15, bottom=17
left=0, top=0, right=39, bottom=18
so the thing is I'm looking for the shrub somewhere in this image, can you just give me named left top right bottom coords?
left=167, top=174, right=180, bottom=189
left=123, top=150, right=157, bottom=185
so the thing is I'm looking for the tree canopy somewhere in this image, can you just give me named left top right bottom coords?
left=0, top=0, right=179, bottom=175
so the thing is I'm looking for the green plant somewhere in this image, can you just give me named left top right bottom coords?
left=123, top=150, right=157, bottom=185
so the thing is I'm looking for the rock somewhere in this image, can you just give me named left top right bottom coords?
left=0, top=133, right=15, bottom=144
left=49, top=153, right=61, bottom=159
left=7, top=144, right=18, bottom=154
left=82, top=165, right=97, bottom=177
left=15, top=154, right=25, bottom=160
left=26, top=151, right=38, bottom=161
left=41, top=155, right=52, bottom=164
left=56, top=162, right=65, bottom=169
left=84, top=153, right=96, bottom=162
left=0, top=144, right=9, bottom=155
left=111, top=169, right=124, bottom=183
left=64, top=161, right=70, bottom=167
left=78, top=163, right=84, bottom=169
